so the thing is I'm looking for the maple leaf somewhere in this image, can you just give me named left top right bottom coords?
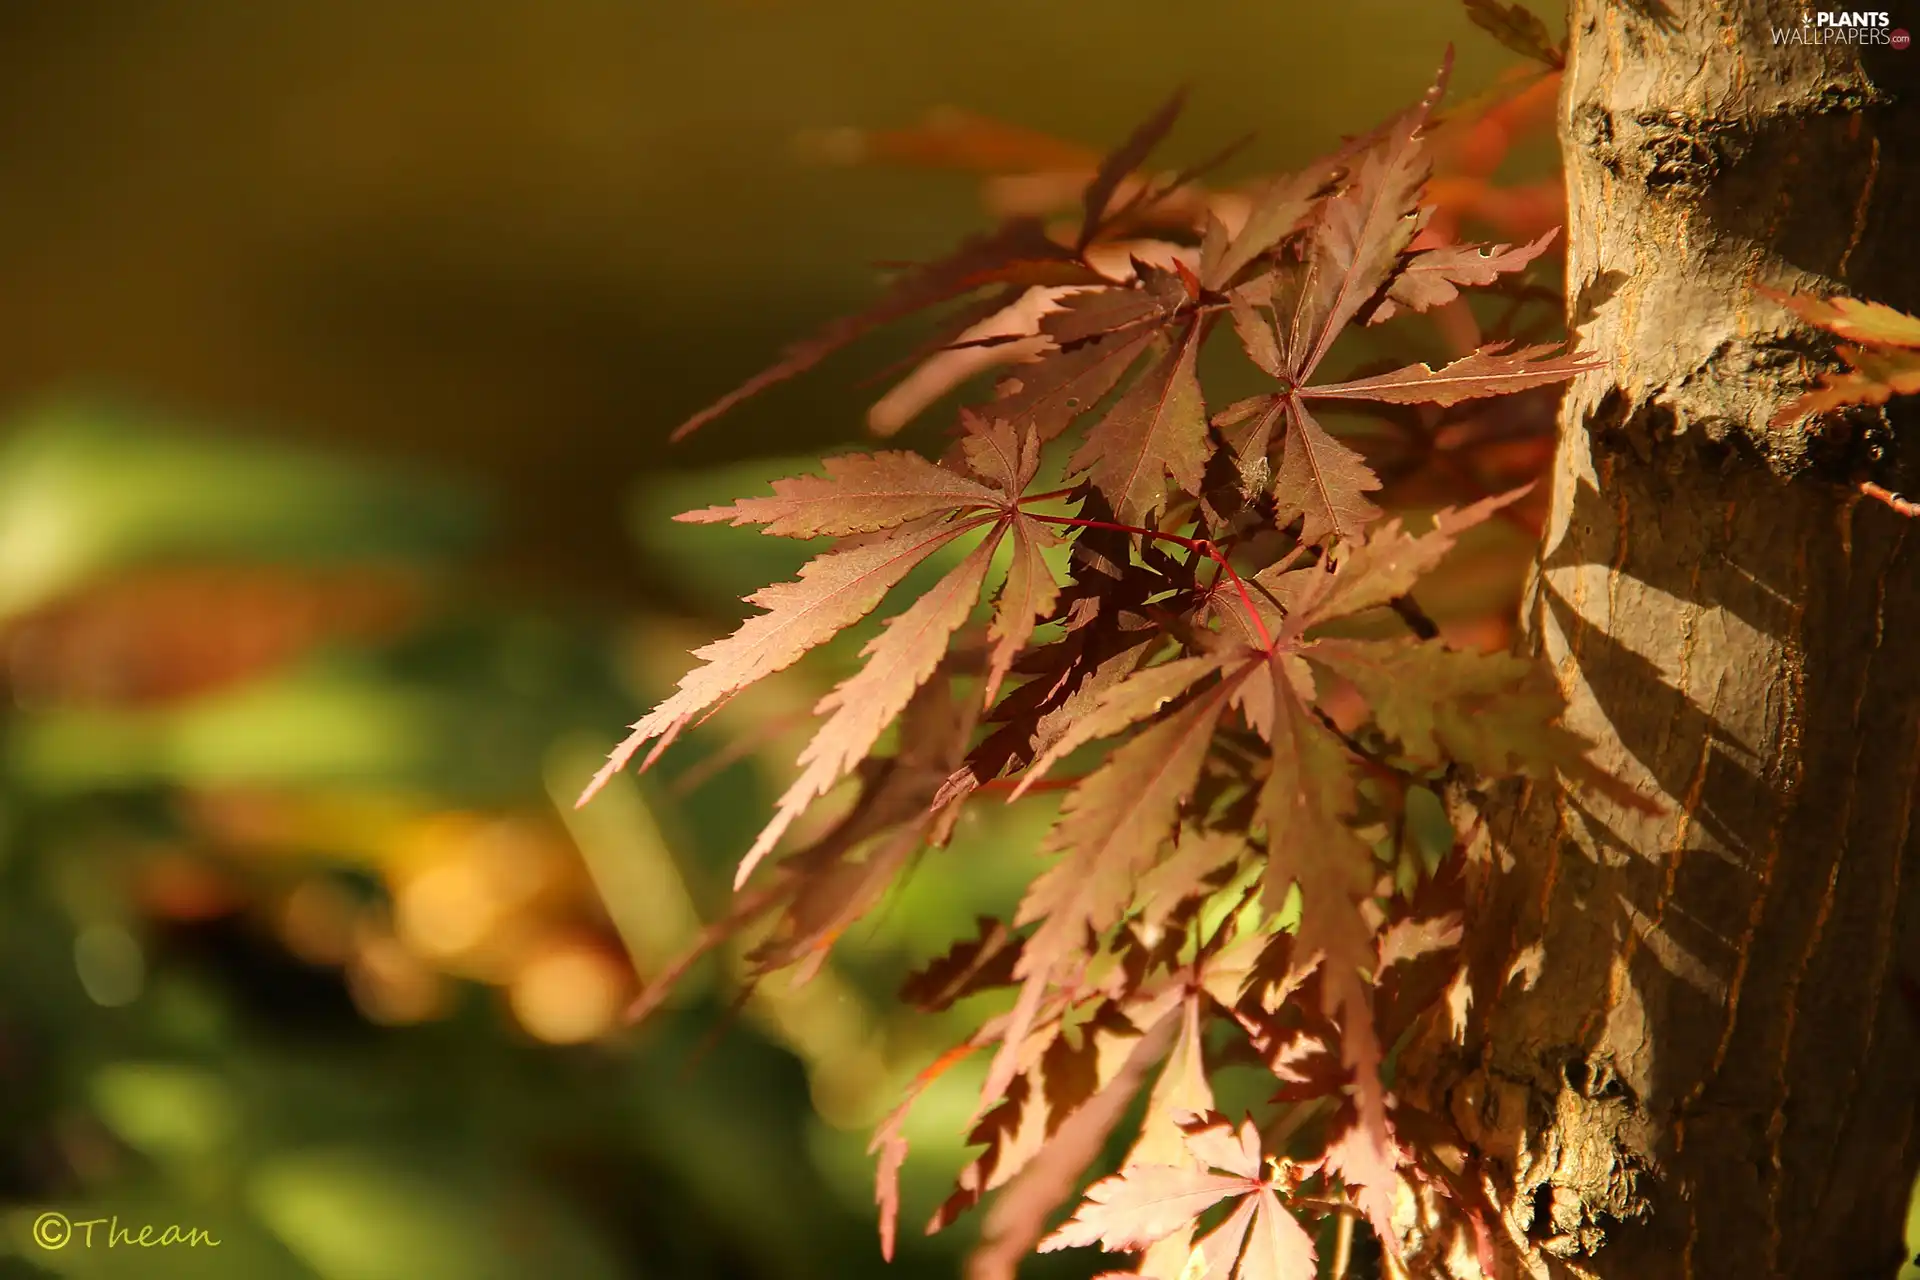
left=1212, top=59, right=1590, bottom=544
left=1069, top=322, right=1211, bottom=526
left=1260, top=682, right=1397, bottom=1246
left=1274, top=396, right=1384, bottom=545
left=992, top=326, right=1162, bottom=443
left=1462, top=0, right=1565, bottom=69
left=1199, top=144, right=1353, bottom=291
left=1301, top=340, right=1602, bottom=408
left=1288, top=55, right=1451, bottom=384
left=901, top=917, right=1022, bottom=1012
left=670, top=218, right=1105, bottom=440
left=937, top=614, right=1158, bottom=810
left=1039, top=1113, right=1316, bottom=1279
left=1135, top=829, right=1252, bottom=938
left=1274, top=485, right=1532, bottom=637
left=984, top=515, right=1062, bottom=707
left=1012, top=653, right=1232, bottom=798
left=873, top=1040, right=984, bottom=1261
left=983, top=673, right=1246, bottom=1106
left=1043, top=264, right=1194, bottom=347
left=1773, top=343, right=1920, bottom=427
left=935, top=1004, right=1144, bottom=1234
left=587, top=419, right=1055, bottom=854
left=1078, top=89, right=1189, bottom=251
left=1317, top=1105, right=1403, bottom=1257
left=1766, top=289, right=1920, bottom=429
left=578, top=514, right=992, bottom=805
left=1768, top=288, right=1920, bottom=349
left=1218, top=341, right=1586, bottom=544
left=1121, top=993, right=1218, bottom=1278
left=1374, top=890, right=1470, bottom=1049
left=737, top=532, right=999, bottom=887
left=1306, top=636, right=1653, bottom=811
left=961, top=415, right=1064, bottom=707
left=1366, top=228, right=1559, bottom=323
left=745, top=672, right=977, bottom=978
left=677, top=449, right=1000, bottom=538
left=967, top=1004, right=1185, bottom=1280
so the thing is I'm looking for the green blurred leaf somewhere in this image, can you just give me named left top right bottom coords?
left=248, top=1149, right=625, bottom=1280
left=0, top=402, right=481, bottom=619
left=90, top=1063, right=237, bottom=1163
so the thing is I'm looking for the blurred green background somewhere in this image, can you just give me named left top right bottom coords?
left=0, top=5, right=1539, bottom=1278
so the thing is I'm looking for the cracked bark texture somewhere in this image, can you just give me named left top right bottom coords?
left=1399, top=5, right=1920, bottom=1278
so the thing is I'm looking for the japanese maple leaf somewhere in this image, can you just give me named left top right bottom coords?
left=1768, top=287, right=1920, bottom=350
left=982, top=663, right=1248, bottom=1107
left=1214, top=56, right=1597, bottom=543
left=669, top=219, right=1105, bottom=441
left=1259, top=684, right=1399, bottom=1246
left=1303, top=339, right=1600, bottom=408
left=1197, top=141, right=1355, bottom=293
left=1039, top=1113, right=1316, bottom=1280
left=873, top=1040, right=984, bottom=1261
left=1285, top=57, right=1452, bottom=384
left=933, top=1002, right=1154, bottom=1240
left=743, top=668, right=977, bottom=980
left=1120, top=993, right=1219, bottom=1279
left=964, top=415, right=1064, bottom=706
left=1076, top=327, right=1210, bottom=528
left=1765, top=287, right=1920, bottom=428
left=1773, top=342, right=1920, bottom=427
left=576, top=421, right=1055, bottom=843
left=1365, top=228, right=1559, bottom=323
left=676, top=447, right=1000, bottom=537
left=577, top=515, right=989, bottom=806
left=1463, top=0, right=1566, bottom=69
left=965, top=1002, right=1188, bottom=1280
left=1304, top=636, right=1653, bottom=812
left=990, top=322, right=1162, bottom=444
left=1224, top=322, right=1594, bottom=546
left=979, top=116, right=1352, bottom=460
left=668, top=86, right=1204, bottom=442
left=1271, top=485, right=1534, bottom=640
left=730, top=423, right=1060, bottom=887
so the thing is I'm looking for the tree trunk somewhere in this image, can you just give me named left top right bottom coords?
left=1403, top=6, right=1920, bottom=1277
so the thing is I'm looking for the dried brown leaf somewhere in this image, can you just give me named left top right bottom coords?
left=1462, top=0, right=1565, bottom=69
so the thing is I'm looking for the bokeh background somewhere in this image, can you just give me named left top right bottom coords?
left=0, top=5, right=1560, bottom=1278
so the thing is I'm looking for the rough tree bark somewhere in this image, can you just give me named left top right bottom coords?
left=1401, top=5, right=1920, bottom=1278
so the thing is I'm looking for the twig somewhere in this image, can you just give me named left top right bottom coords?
left=1330, top=1211, right=1355, bottom=1279
left=1862, top=480, right=1920, bottom=517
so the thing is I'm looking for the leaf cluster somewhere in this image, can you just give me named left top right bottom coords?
left=585, top=53, right=1627, bottom=1278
